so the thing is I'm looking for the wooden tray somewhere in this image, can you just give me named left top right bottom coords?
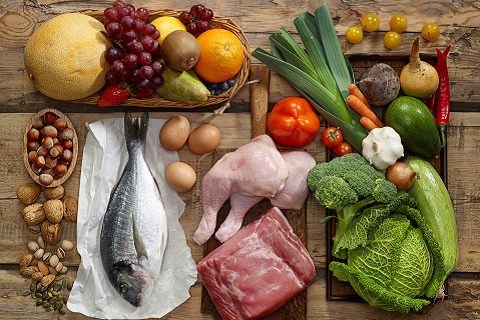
left=70, top=8, right=251, bottom=108
left=326, top=55, right=449, bottom=313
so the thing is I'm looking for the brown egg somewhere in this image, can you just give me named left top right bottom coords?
left=187, top=124, right=221, bottom=155
left=165, top=161, right=197, bottom=193
left=159, top=115, right=190, bottom=151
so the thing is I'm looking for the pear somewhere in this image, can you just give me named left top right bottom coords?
left=156, top=65, right=209, bottom=104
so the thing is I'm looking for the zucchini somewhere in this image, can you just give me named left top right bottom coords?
left=405, top=156, right=458, bottom=296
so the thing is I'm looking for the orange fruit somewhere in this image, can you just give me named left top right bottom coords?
left=193, top=29, right=244, bottom=83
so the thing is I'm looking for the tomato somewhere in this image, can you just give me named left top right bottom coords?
left=390, top=14, right=407, bottom=33
left=346, top=26, right=363, bottom=44
left=267, top=97, right=321, bottom=147
left=321, top=127, right=343, bottom=148
left=422, top=22, right=440, bottom=41
left=362, top=13, right=380, bottom=32
left=332, top=141, right=353, bottom=157
left=384, top=31, right=402, bottom=49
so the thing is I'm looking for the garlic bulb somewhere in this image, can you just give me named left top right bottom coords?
left=362, top=127, right=404, bottom=170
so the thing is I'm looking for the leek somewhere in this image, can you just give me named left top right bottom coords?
left=252, top=3, right=368, bottom=152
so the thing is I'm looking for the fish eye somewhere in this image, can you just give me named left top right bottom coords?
left=120, top=283, right=129, bottom=293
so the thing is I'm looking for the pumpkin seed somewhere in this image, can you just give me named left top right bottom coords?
left=66, top=279, right=73, bottom=290
left=22, top=290, right=31, bottom=296
left=55, top=301, right=63, bottom=309
left=52, top=290, right=58, bottom=297
left=48, top=296, right=57, bottom=304
left=36, top=281, right=42, bottom=291
left=55, top=274, right=65, bottom=281
left=59, top=308, right=66, bottom=314
left=62, top=296, right=67, bottom=304
left=36, top=299, right=45, bottom=306
left=30, top=283, right=36, bottom=292
left=45, top=306, right=53, bottom=312
left=30, top=293, right=36, bottom=299
left=35, top=293, right=42, bottom=298
left=54, top=283, right=62, bottom=292
left=43, top=302, right=51, bottom=308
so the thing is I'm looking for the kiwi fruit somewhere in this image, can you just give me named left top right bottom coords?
left=161, top=30, right=201, bottom=71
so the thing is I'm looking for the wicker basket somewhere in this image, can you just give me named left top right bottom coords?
left=72, top=8, right=251, bottom=108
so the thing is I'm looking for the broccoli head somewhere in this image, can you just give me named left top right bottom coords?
left=314, top=176, right=358, bottom=209
left=372, top=178, right=398, bottom=203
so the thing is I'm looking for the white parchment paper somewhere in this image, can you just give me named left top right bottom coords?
left=67, top=116, right=197, bottom=319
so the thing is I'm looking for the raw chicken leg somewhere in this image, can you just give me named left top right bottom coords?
left=214, top=149, right=316, bottom=243
left=193, top=135, right=288, bottom=245
left=270, top=150, right=316, bottom=210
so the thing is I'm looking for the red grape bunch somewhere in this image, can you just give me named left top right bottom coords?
left=103, top=0, right=164, bottom=93
left=179, top=4, right=214, bottom=34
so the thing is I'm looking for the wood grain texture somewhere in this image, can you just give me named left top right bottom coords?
left=249, top=65, right=271, bottom=138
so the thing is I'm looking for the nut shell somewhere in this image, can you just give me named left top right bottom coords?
left=63, top=196, right=78, bottom=222
left=43, top=199, right=64, bottom=224
left=41, top=220, right=62, bottom=245
left=16, top=183, right=41, bottom=205
left=41, top=274, right=55, bottom=287
left=31, top=271, right=43, bottom=281
left=61, top=239, right=74, bottom=252
left=44, top=185, right=65, bottom=200
left=22, top=203, right=45, bottom=226
left=19, top=266, right=39, bottom=276
left=19, top=253, right=34, bottom=268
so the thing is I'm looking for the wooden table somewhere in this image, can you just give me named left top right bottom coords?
left=1, top=1, right=480, bottom=319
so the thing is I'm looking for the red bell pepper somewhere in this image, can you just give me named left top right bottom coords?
left=267, top=97, right=321, bottom=147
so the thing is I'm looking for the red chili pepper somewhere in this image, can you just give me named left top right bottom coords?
left=426, top=91, right=437, bottom=120
left=435, top=45, right=451, bottom=148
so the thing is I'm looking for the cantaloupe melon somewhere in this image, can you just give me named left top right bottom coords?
left=24, top=13, right=112, bottom=101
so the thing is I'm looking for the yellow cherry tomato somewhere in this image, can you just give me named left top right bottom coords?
left=390, top=14, right=407, bottom=33
left=346, top=26, right=363, bottom=44
left=384, top=31, right=402, bottom=49
left=362, top=13, right=380, bottom=32
left=422, top=22, right=440, bottom=41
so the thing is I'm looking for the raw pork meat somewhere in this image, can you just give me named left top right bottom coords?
left=193, top=135, right=288, bottom=245
left=197, top=207, right=316, bottom=320
left=214, top=150, right=315, bottom=243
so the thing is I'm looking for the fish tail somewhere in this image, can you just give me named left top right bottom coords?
left=124, top=112, right=149, bottom=153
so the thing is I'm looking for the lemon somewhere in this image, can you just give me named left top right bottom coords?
left=151, top=16, right=187, bottom=45
left=24, top=13, right=112, bottom=101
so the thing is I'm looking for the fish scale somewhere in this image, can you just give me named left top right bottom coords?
left=100, top=112, right=168, bottom=307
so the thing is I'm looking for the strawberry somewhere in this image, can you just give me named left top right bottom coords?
left=134, top=87, right=155, bottom=99
left=97, top=83, right=131, bottom=107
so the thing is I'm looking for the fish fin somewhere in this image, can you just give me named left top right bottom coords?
left=124, top=112, right=149, bottom=154
left=132, top=214, right=149, bottom=260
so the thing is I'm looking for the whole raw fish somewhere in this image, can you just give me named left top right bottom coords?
left=100, top=112, right=168, bottom=307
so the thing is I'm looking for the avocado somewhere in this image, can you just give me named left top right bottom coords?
left=384, top=96, right=441, bottom=159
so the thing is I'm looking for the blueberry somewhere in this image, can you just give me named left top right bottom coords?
left=227, top=79, right=236, bottom=87
left=220, top=81, right=229, bottom=91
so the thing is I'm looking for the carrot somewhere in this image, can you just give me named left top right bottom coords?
left=346, top=95, right=384, bottom=128
left=348, top=83, right=372, bottom=110
left=360, top=116, right=379, bottom=131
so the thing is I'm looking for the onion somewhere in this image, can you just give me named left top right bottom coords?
left=386, top=162, right=418, bottom=191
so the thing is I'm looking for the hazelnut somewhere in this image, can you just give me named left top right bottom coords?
left=44, top=156, right=57, bottom=169
left=41, top=220, right=62, bottom=245
left=27, top=127, right=40, bottom=141
left=36, top=146, right=49, bottom=157
left=59, top=127, right=74, bottom=141
left=54, top=118, right=68, bottom=130
left=44, top=185, right=64, bottom=200
left=32, top=117, right=45, bottom=129
left=41, top=136, right=54, bottom=149
left=26, top=141, right=39, bottom=152
left=41, top=125, right=58, bottom=138
left=50, top=144, right=63, bottom=158
left=54, top=163, right=68, bottom=177
left=28, top=150, right=38, bottom=163
left=63, top=196, right=78, bottom=222
left=39, top=173, right=54, bottom=186
left=61, top=239, right=74, bottom=252
left=44, top=112, right=57, bottom=124
left=16, top=183, right=41, bottom=205
left=61, top=149, right=73, bottom=163
left=62, top=139, right=73, bottom=150
left=31, top=163, right=43, bottom=175
left=19, top=253, right=34, bottom=268
left=22, top=203, right=45, bottom=226
left=33, top=248, right=44, bottom=260
left=27, top=241, right=39, bottom=253
left=41, top=167, right=54, bottom=176
left=33, top=155, right=45, bottom=169
left=43, top=199, right=64, bottom=223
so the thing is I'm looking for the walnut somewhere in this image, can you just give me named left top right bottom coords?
left=43, top=185, right=65, bottom=200
left=22, top=203, right=45, bottom=226
left=43, top=199, right=64, bottom=224
left=41, top=220, right=62, bottom=245
left=16, top=183, right=41, bottom=205
left=63, top=196, right=78, bottom=222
